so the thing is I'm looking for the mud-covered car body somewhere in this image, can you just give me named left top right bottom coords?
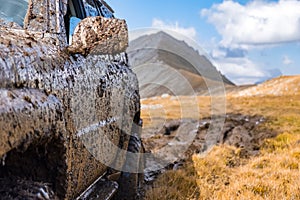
left=0, top=0, right=141, bottom=199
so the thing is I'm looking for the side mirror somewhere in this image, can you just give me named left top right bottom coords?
left=68, top=16, right=128, bottom=56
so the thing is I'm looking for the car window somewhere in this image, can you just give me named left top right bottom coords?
left=83, top=0, right=114, bottom=18
left=99, top=3, right=114, bottom=18
left=69, top=16, right=81, bottom=45
left=0, top=0, right=28, bottom=27
left=83, top=0, right=100, bottom=17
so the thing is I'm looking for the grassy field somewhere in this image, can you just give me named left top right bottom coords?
left=142, top=94, right=300, bottom=200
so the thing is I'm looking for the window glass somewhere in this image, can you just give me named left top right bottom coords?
left=69, top=16, right=81, bottom=45
left=0, top=0, right=28, bottom=27
left=99, top=4, right=113, bottom=18
left=82, top=0, right=99, bottom=17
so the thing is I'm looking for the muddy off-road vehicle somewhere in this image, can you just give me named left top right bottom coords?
left=0, top=0, right=143, bottom=199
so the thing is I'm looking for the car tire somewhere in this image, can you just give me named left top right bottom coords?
left=114, top=123, right=145, bottom=200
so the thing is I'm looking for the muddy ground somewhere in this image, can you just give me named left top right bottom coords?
left=142, top=113, right=277, bottom=182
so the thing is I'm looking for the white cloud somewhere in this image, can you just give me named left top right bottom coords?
left=211, top=48, right=226, bottom=58
left=152, top=18, right=197, bottom=40
left=283, top=55, right=293, bottom=65
left=213, top=57, right=267, bottom=85
left=211, top=49, right=281, bottom=85
left=201, top=0, right=300, bottom=48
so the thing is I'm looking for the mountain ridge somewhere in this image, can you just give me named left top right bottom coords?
left=128, top=31, right=234, bottom=98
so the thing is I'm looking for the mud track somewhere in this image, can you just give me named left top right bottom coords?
left=142, top=113, right=277, bottom=182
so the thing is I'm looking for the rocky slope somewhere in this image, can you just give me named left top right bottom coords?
left=230, top=75, right=300, bottom=97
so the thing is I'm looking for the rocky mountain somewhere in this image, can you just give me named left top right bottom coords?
left=127, top=31, right=234, bottom=98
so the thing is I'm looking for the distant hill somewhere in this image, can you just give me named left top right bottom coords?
left=231, top=75, right=300, bottom=97
left=127, top=31, right=234, bottom=98
left=254, top=68, right=283, bottom=84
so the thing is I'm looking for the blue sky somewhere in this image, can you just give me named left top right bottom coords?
left=108, top=0, right=300, bottom=85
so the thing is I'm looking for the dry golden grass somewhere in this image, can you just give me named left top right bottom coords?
left=142, top=94, right=300, bottom=200
left=144, top=164, right=199, bottom=200
left=141, top=96, right=211, bottom=127
left=193, top=144, right=300, bottom=200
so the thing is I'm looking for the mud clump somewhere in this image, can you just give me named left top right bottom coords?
left=195, top=114, right=277, bottom=157
left=68, top=16, right=128, bottom=56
